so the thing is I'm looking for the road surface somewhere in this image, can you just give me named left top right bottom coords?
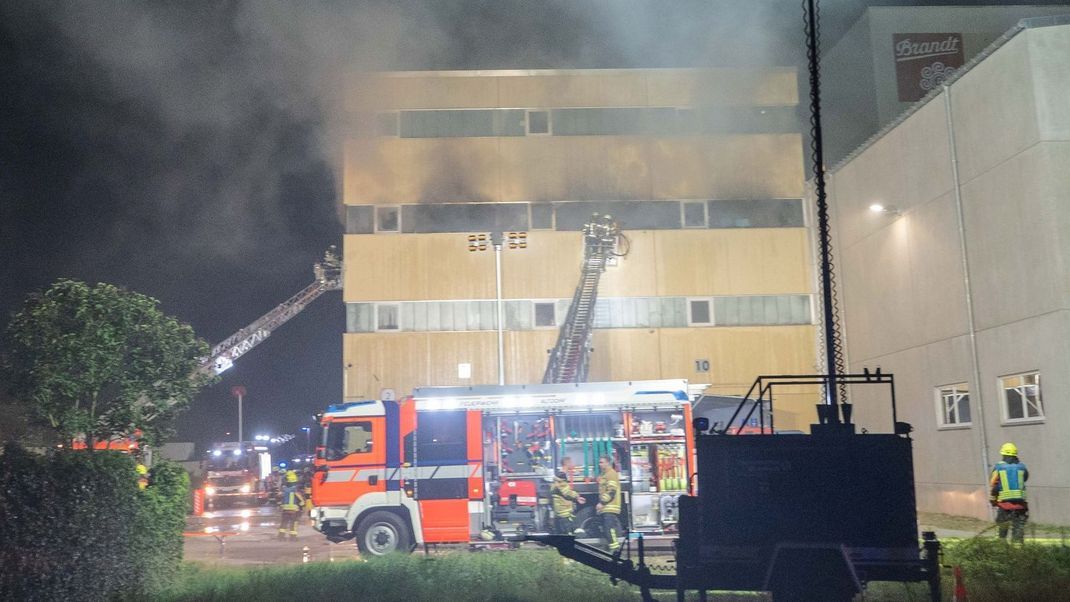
left=184, top=505, right=361, bottom=565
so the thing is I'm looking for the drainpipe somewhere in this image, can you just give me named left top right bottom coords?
left=943, top=83, right=992, bottom=482
left=493, top=233, right=505, bottom=385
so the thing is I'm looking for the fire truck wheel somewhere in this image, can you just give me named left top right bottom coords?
left=356, top=511, right=412, bottom=556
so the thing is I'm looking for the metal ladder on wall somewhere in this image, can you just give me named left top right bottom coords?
left=543, top=215, right=622, bottom=384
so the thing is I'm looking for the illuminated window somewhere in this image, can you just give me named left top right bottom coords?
left=935, top=383, right=971, bottom=428
left=1001, top=372, right=1043, bottom=423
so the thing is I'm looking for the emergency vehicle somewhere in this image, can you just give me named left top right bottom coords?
left=311, top=380, right=698, bottom=555
left=202, top=441, right=272, bottom=509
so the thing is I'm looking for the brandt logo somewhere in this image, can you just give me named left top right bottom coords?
left=895, top=35, right=961, bottom=61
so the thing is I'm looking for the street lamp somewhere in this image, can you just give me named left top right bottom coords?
left=230, top=385, right=246, bottom=442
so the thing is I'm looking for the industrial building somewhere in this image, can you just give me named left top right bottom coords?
left=826, top=17, right=1070, bottom=523
left=822, top=4, right=1070, bottom=163
left=340, top=68, right=819, bottom=430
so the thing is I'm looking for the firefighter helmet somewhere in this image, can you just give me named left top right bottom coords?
left=999, top=442, right=1018, bottom=457
left=285, top=470, right=299, bottom=483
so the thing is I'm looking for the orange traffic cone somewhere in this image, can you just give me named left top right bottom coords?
left=953, top=565, right=969, bottom=601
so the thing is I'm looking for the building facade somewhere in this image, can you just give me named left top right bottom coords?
left=341, top=68, right=819, bottom=431
left=822, top=5, right=1070, bottom=163
left=825, top=19, right=1070, bottom=523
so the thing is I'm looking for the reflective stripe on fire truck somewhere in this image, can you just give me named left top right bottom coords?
left=324, top=464, right=482, bottom=483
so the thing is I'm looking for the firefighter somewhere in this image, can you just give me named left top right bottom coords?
left=990, top=442, right=1029, bottom=543
left=596, top=455, right=622, bottom=552
left=278, top=470, right=305, bottom=540
left=551, top=457, right=586, bottom=534
left=135, top=463, right=149, bottom=490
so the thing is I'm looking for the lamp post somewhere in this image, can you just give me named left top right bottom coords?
left=230, top=385, right=246, bottom=443
left=301, top=426, right=311, bottom=455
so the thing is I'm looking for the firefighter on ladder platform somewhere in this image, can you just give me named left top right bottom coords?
left=596, top=455, right=622, bottom=552
left=278, top=470, right=305, bottom=540
left=990, top=442, right=1029, bottom=544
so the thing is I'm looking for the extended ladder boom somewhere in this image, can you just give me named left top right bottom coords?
left=543, top=215, right=624, bottom=384
left=202, top=247, right=342, bottom=375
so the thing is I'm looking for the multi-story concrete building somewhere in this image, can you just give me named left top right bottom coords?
left=825, top=17, right=1070, bottom=523
left=340, top=68, right=820, bottom=430
left=822, top=4, right=1070, bottom=163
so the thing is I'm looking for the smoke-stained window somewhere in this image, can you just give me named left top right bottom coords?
left=708, top=199, right=803, bottom=228
left=375, top=206, right=400, bottom=232
left=527, top=110, right=550, bottom=135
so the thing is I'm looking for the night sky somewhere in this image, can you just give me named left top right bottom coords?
left=1, top=0, right=1059, bottom=454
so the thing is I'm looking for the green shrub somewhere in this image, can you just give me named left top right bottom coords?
left=0, top=443, right=188, bottom=600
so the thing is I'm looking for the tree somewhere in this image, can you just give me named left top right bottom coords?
left=1, top=279, right=215, bottom=448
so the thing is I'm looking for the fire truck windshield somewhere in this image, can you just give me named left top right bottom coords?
left=205, top=453, right=253, bottom=472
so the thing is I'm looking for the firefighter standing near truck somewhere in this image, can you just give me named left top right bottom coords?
left=990, top=442, right=1029, bottom=544
left=278, top=470, right=305, bottom=540
left=552, top=456, right=586, bottom=534
left=596, top=455, right=622, bottom=552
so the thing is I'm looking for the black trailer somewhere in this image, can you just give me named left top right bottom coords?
left=530, top=373, right=943, bottom=601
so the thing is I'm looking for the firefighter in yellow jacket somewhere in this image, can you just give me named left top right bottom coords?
left=551, top=456, right=586, bottom=534
left=596, top=455, right=622, bottom=552
left=278, top=470, right=305, bottom=540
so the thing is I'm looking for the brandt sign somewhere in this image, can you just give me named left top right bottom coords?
left=893, top=33, right=965, bottom=102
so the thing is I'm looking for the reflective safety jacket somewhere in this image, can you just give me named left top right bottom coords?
left=598, top=468, right=621, bottom=515
left=990, top=461, right=1028, bottom=503
left=281, top=484, right=305, bottom=511
left=552, top=476, right=581, bottom=518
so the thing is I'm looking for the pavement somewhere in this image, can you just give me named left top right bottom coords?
left=184, top=505, right=363, bottom=566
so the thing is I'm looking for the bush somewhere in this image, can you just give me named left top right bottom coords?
left=0, top=443, right=188, bottom=600
left=944, top=538, right=1070, bottom=602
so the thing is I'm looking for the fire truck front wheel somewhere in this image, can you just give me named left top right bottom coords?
left=355, top=511, right=412, bottom=556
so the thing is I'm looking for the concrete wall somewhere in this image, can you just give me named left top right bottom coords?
left=826, top=24, right=1070, bottom=523
left=823, top=5, right=1070, bottom=163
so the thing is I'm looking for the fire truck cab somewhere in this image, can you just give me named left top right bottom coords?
left=311, top=380, right=697, bottom=555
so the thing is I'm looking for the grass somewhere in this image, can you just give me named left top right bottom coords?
left=160, top=541, right=1070, bottom=602
left=161, top=550, right=643, bottom=601
left=919, top=511, right=1070, bottom=538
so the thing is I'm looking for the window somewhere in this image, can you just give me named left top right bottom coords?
left=375, top=112, right=399, bottom=136
left=324, top=421, right=373, bottom=461
left=376, top=304, right=400, bottom=331
left=527, top=110, right=550, bottom=135
left=534, top=302, right=557, bottom=327
left=375, top=206, right=400, bottom=232
left=936, top=383, right=971, bottom=427
left=1001, top=372, right=1043, bottom=423
left=530, top=203, right=554, bottom=230
left=689, top=299, right=712, bottom=325
left=682, top=201, right=707, bottom=228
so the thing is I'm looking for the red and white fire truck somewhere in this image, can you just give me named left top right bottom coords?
left=310, top=380, right=697, bottom=555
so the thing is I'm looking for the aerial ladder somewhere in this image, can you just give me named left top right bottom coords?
left=542, top=215, right=627, bottom=384
left=200, top=247, right=342, bottom=375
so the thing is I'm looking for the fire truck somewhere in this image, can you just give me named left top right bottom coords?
left=311, top=380, right=698, bottom=555
left=202, top=441, right=272, bottom=509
